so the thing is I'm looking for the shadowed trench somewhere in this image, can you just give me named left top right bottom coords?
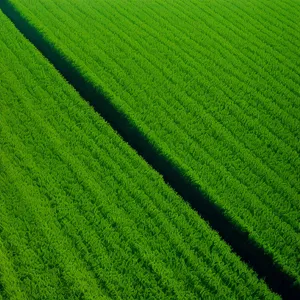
left=0, top=0, right=299, bottom=299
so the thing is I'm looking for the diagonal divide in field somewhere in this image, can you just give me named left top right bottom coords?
left=0, top=0, right=299, bottom=299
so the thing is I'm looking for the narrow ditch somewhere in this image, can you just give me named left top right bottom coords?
left=0, top=0, right=299, bottom=299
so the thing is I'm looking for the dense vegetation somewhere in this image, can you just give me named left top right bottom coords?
left=0, top=11, right=281, bottom=299
left=6, top=0, right=299, bottom=286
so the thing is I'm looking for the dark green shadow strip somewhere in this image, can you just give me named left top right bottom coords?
left=0, top=0, right=299, bottom=298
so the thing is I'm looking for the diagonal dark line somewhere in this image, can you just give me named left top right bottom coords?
left=0, top=0, right=299, bottom=299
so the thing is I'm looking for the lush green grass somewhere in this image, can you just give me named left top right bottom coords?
left=7, top=0, right=300, bottom=285
left=0, top=11, right=280, bottom=299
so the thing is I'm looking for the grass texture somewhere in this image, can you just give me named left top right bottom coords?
left=0, top=11, right=280, bottom=300
left=6, top=0, right=300, bottom=285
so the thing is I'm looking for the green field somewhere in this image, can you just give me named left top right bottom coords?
left=0, top=0, right=299, bottom=299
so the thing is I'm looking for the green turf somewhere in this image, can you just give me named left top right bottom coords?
left=6, top=0, right=300, bottom=285
left=0, top=10, right=280, bottom=299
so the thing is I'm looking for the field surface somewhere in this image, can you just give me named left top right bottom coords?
left=0, top=10, right=281, bottom=300
left=5, top=0, right=300, bottom=287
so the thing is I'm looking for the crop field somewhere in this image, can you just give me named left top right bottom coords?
left=0, top=0, right=299, bottom=299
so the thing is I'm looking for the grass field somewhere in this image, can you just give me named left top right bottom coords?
left=0, top=0, right=299, bottom=299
